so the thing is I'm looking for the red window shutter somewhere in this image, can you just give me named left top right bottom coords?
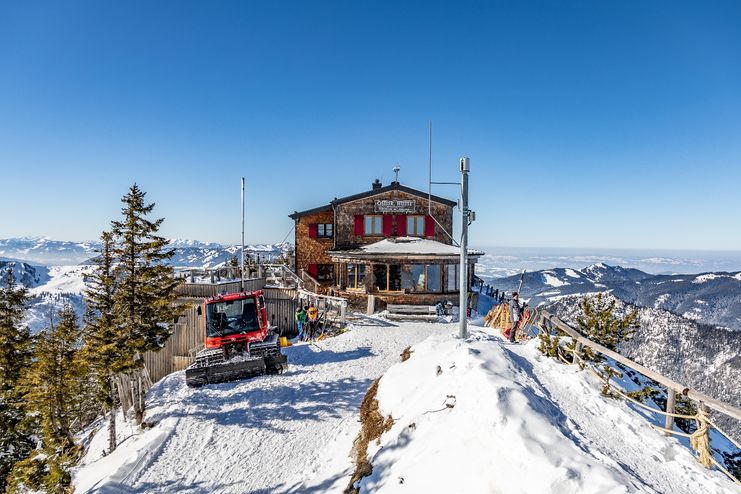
left=396, top=215, right=407, bottom=236
left=382, top=215, right=393, bottom=237
left=308, top=224, right=318, bottom=238
left=308, top=264, right=318, bottom=278
left=425, top=215, right=436, bottom=237
left=354, top=215, right=364, bottom=235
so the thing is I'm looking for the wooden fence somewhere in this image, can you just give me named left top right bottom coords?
left=483, top=296, right=741, bottom=484
left=175, top=278, right=266, bottom=299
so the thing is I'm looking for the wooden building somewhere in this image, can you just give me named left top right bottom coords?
left=289, top=179, right=482, bottom=307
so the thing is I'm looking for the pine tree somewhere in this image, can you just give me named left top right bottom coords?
left=576, top=293, right=639, bottom=361
left=10, top=304, right=87, bottom=493
left=110, top=184, right=182, bottom=424
left=0, top=268, right=34, bottom=493
left=83, top=231, right=125, bottom=453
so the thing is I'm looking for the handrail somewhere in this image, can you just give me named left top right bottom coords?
left=539, top=310, right=741, bottom=423
left=297, top=288, right=347, bottom=306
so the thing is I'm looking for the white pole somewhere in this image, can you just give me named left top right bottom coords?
left=241, top=177, right=245, bottom=291
left=459, top=157, right=470, bottom=339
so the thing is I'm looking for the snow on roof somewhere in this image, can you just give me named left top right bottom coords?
left=333, top=237, right=483, bottom=257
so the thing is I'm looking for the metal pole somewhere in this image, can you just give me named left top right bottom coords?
left=241, top=177, right=245, bottom=291
left=459, top=157, right=470, bottom=339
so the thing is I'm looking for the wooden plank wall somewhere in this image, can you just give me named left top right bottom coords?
left=142, top=298, right=205, bottom=384
left=264, top=288, right=299, bottom=337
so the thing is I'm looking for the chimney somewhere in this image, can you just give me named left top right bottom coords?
left=372, top=179, right=382, bottom=190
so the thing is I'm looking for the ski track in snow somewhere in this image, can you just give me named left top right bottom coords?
left=75, top=319, right=450, bottom=494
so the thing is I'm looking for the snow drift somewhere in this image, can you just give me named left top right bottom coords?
left=358, top=329, right=736, bottom=494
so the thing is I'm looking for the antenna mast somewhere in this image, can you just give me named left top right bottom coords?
left=428, top=120, right=432, bottom=214
left=241, top=177, right=245, bottom=291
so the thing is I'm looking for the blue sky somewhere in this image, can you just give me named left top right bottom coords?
left=1, top=1, right=739, bottom=250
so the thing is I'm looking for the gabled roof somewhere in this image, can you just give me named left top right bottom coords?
left=289, top=181, right=457, bottom=220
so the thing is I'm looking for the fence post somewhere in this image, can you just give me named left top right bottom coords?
left=367, top=295, right=375, bottom=316
left=340, top=302, right=347, bottom=326
left=664, top=388, right=677, bottom=436
left=691, top=403, right=713, bottom=468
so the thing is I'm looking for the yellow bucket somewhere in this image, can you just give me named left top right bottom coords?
left=279, top=336, right=291, bottom=347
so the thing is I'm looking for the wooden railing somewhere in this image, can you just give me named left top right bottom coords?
left=297, top=288, right=348, bottom=326
left=300, top=269, right=321, bottom=294
left=261, top=264, right=304, bottom=289
left=525, top=308, right=741, bottom=484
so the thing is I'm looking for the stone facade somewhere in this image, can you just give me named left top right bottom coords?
left=294, top=209, right=334, bottom=279
left=334, top=189, right=453, bottom=249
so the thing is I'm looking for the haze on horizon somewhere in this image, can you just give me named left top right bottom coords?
left=1, top=1, right=740, bottom=251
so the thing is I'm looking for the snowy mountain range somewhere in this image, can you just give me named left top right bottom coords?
left=0, top=237, right=291, bottom=268
left=484, top=263, right=741, bottom=331
left=0, top=237, right=291, bottom=333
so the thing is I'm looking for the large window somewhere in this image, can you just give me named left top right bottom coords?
left=374, top=264, right=402, bottom=291
left=427, top=265, right=441, bottom=292
left=317, top=223, right=333, bottom=238
left=364, top=215, right=383, bottom=235
left=316, top=264, right=334, bottom=282
left=406, top=215, right=426, bottom=236
left=347, top=263, right=366, bottom=289
left=404, top=264, right=442, bottom=292
left=446, top=264, right=458, bottom=292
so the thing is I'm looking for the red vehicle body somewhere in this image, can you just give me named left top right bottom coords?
left=185, top=289, right=287, bottom=387
left=204, top=290, right=269, bottom=349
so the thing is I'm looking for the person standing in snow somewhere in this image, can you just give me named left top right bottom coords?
left=294, top=306, right=307, bottom=342
left=306, top=303, right=319, bottom=340
left=509, top=292, right=523, bottom=342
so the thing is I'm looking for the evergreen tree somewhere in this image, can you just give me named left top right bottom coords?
left=83, top=231, right=125, bottom=453
left=12, top=304, right=85, bottom=493
left=0, top=268, right=34, bottom=492
left=110, top=184, right=182, bottom=424
left=576, top=293, right=639, bottom=361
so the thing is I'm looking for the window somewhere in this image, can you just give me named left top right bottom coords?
left=347, top=263, right=366, bottom=289
left=427, top=265, right=441, bottom=292
left=317, top=223, right=333, bottom=238
left=409, top=264, right=425, bottom=291
left=406, top=215, right=426, bottom=236
left=316, top=264, right=334, bottom=282
left=404, top=264, right=442, bottom=292
left=364, top=215, right=383, bottom=235
left=446, top=264, right=458, bottom=292
left=373, top=264, right=402, bottom=291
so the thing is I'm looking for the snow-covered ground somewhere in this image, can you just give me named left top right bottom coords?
left=73, top=319, right=739, bottom=494
left=362, top=330, right=736, bottom=494
left=74, top=318, right=449, bottom=494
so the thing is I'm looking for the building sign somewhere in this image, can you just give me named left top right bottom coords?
left=374, top=199, right=416, bottom=213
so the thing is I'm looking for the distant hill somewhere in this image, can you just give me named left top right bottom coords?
left=0, top=259, right=50, bottom=287
left=485, top=263, right=741, bottom=331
